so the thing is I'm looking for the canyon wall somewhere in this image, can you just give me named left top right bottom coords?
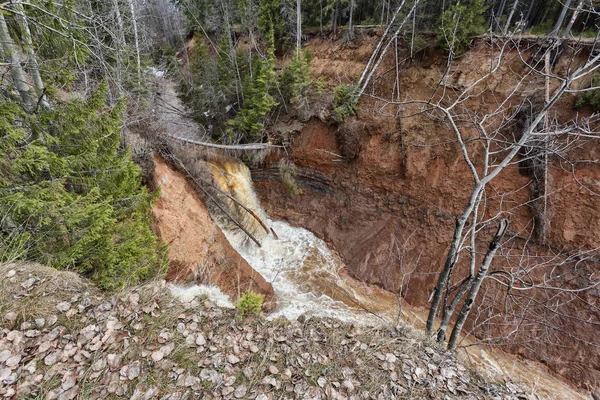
left=253, top=35, right=600, bottom=388
left=151, top=156, right=275, bottom=309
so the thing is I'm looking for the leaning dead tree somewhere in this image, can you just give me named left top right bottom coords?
left=414, top=35, right=600, bottom=349
left=361, top=6, right=600, bottom=355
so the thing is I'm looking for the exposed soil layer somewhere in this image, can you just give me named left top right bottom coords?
left=151, top=156, right=275, bottom=309
left=252, top=35, right=600, bottom=390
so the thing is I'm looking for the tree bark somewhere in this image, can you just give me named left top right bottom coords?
left=524, top=0, right=535, bottom=28
left=502, top=0, right=519, bottom=35
left=13, top=4, right=48, bottom=108
left=494, top=0, right=507, bottom=32
left=0, top=12, right=35, bottom=112
left=127, top=0, right=142, bottom=83
left=563, top=0, right=584, bottom=38
left=332, top=0, right=339, bottom=36
left=550, top=0, right=573, bottom=37
left=297, top=0, right=302, bottom=54
left=436, top=276, right=473, bottom=342
left=447, top=219, right=509, bottom=350
left=348, top=0, right=355, bottom=41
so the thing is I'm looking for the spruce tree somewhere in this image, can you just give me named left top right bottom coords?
left=227, top=29, right=278, bottom=142
left=0, top=83, right=167, bottom=290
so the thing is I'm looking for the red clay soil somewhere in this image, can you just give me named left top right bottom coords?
left=151, top=155, right=275, bottom=310
left=252, top=35, right=600, bottom=390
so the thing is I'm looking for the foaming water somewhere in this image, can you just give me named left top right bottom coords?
left=223, top=220, right=394, bottom=324
left=168, top=283, right=234, bottom=308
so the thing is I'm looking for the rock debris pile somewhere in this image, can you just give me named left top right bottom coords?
left=1, top=264, right=532, bottom=399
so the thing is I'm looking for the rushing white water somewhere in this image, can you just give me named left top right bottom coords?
left=168, top=283, right=234, bottom=308
left=223, top=220, right=389, bottom=324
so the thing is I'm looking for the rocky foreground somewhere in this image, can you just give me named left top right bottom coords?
left=0, top=263, right=533, bottom=399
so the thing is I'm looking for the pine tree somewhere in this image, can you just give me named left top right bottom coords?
left=227, top=30, right=278, bottom=142
left=0, top=83, right=167, bottom=290
left=437, top=0, right=488, bottom=55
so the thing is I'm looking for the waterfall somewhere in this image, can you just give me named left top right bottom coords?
left=204, top=158, right=400, bottom=324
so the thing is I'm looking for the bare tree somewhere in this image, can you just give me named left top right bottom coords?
left=297, top=0, right=302, bottom=55
left=550, top=0, right=573, bottom=36
left=502, top=0, right=519, bottom=35
left=348, top=0, right=355, bottom=41
left=358, top=6, right=600, bottom=356
left=0, top=11, right=35, bottom=112
left=127, top=0, right=142, bottom=83
left=563, top=0, right=585, bottom=38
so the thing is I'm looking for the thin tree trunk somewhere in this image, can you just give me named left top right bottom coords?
left=502, top=0, right=519, bottom=35
left=550, top=0, right=573, bottom=37
left=348, top=0, right=355, bottom=41
left=358, top=0, right=407, bottom=88
left=14, top=4, right=47, bottom=108
left=0, top=12, right=34, bottom=112
left=524, top=0, right=535, bottom=28
left=358, top=0, right=419, bottom=97
left=333, top=0, right=339, bottom=36
left=319, top=0, right=323, bottom=36
left=112, top=0, right=126, bottom=92
left=297, top=0, right=302, bottom=54
left=436, top=276, right=473, bottom=342
left=563, top=0, right=584, bottom=38
left=410, top=5, right=416, bottom=58
left=447, top=219, right=509, bottom=350
left=128, top=0, right=142, bottom=83
left=495, top=0, right=507, bottom=32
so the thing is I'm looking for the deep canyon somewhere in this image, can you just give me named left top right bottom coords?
left=155, top=32, right=600, bottom=394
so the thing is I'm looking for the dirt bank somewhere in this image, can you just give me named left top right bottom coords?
left=252, top=34, right=600, bottom=389
left=152, top=155, right=275, bottom=309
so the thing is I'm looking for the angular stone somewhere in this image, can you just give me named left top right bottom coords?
left=5, top=355, right=21, bottom=369
left=44, top=351, right=61, bottom=366
left=0, top=350, right=10, bottom=363
left=195, top=334, right=206, bottom=346
left=227, top=354, right=240, bottom=364
left=151, top=351, right=164, bottom=362
left=56, top=302, right=71, bottom=312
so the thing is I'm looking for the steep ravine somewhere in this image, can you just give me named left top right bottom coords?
left=151, top=155, right=275, bottom=308
left=251, top=117, right=600, bottom=390
left=251, top=117, right=600, bottom=391
left=249, top=35, right=600, bottom=390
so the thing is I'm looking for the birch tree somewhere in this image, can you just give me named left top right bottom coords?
left=127, top=0, right=142, bottom=83
left=359, top=5, right=600, bottom=351
left=550, top=0, right=573, bottom=36
left=0, top=11, right=35, bottom=112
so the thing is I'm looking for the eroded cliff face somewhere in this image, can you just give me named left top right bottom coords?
left=252, top=35, right=600, bottom=388
left=151, top=156, right=275, bottom=309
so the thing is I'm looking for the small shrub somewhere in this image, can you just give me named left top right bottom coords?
left=235, top=291, right=264, bottom=318
left=575, top=74, right=600, bottom=112
left=436, top=0, right=487, bottom=55
left=281, top=49, right=312, bottom=107
left=332, top=83, right=359, bottom=123
left=315, top=77, right=326, bottom=96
